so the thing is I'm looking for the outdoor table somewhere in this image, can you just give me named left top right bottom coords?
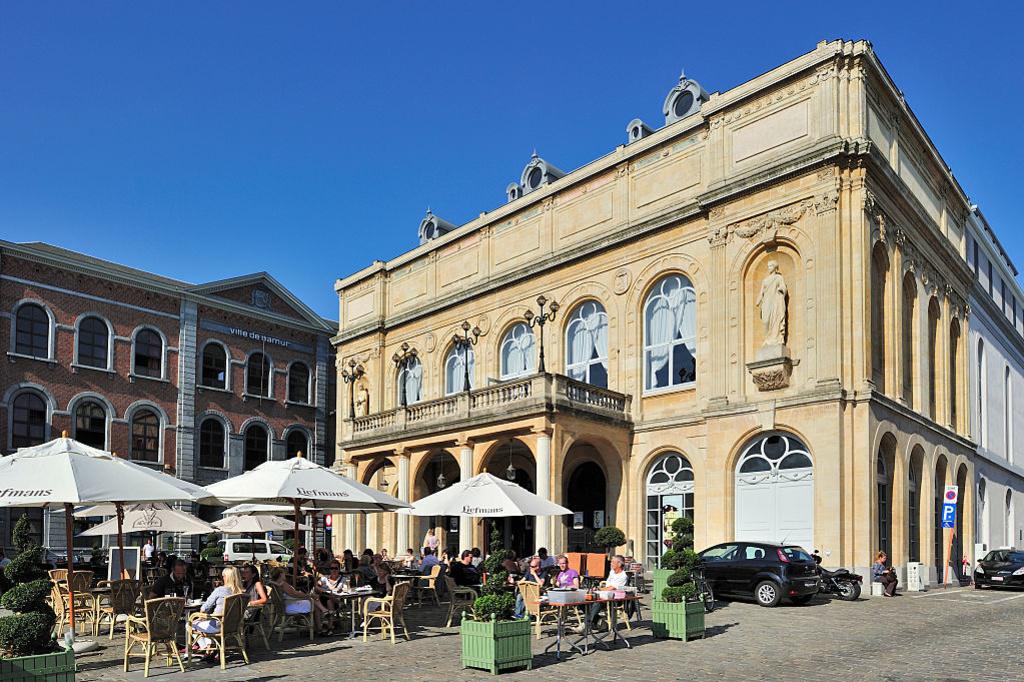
left=325, top=589, right=374, bottom=639
left=531, top=594, right=640, bottom=660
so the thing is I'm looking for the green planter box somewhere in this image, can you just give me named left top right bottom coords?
left=651, top=600, right=705, bottom=641
left=0, top=647, right=75, bottom=681
left=460, top=617, right=532, bottom=675
left=652, top=568, right=674, bottom=600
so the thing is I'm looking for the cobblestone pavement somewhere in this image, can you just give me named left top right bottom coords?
left=72, top=586, right=1024, bottom=681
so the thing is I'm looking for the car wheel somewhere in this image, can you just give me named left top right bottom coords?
left=790, top=594, right=814, bottom=605
left=754, top=580, right=782, bottom=607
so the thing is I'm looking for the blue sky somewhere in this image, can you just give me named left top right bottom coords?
left=1, top=2, right=1021, bottom=319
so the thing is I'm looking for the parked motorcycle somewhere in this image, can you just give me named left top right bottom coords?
left=817, top=566, right=862, bottom=601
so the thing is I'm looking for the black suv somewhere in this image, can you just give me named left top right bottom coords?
left=698, top=542, right=820, bottom=607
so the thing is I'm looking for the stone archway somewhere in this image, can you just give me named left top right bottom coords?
left=480, top=439, right=536, bottom=558
left=413, top=450, right=461, bottom=556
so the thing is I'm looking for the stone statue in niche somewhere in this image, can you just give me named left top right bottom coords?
left=355, top=382, right=370, bottom=417
left=756, top=260, right=788, bottom=347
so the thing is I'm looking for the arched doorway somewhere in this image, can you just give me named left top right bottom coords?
left=955, top=463, right=969, bottom=578
left=934, top=456, right=949, bottom=578
left=413, top=451, right=461, bottom=556
left=876, top=435, right=896, bottom=561
left=908, top=447, right=924, bottom=563
left=565, top=460, right=607, bottom=553
left=735, top=432, right=814, bottom=551
left=644, top=452, right=694, bottom=569
left=482, top=439, right=535, bottom=558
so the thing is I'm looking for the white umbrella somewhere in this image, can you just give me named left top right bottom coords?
left=401, top=472, right=572, bottom=517
left=213, top=515, right=312, bottom=533
left=78, top=503, right=215, bottom=536
left=0, top=436, right=205, bottom=643
left=205, top=454, right=409, bottom=584
left=213, top=514, right=313, bottom=563
left=223, top=503, right=317, bottom=516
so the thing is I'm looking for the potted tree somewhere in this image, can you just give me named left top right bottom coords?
left=653, top=516, right=693, bottom=599
left=651, top=517, right=705, bottom=641
left=0, top=515, right=76, bottom=681
left=593, top=525, right=625, bottom=558
left=460, top=525, right=532, bottom=674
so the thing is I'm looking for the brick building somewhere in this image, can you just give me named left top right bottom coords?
left=0, top=240, right=335, bottom=551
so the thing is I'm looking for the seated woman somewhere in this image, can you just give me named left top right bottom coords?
left=191, top=566, right=244, bottom=651
left=513, top=557, right=545, bottom=619
left=269, top=568, right=330, bottom=634
left=872, top=551, right=898, bottom=597
left=501, top=550, right=521, bottom=575
left=241, top=563, right=268, bottom=608
left=316, top=560, right=346, bottom=616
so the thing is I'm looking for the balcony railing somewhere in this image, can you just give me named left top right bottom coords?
left=347, top=372, right=630, bottom=443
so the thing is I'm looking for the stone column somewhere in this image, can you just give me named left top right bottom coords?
left=396, top=452, right=410, bottom=555
left=535, top=432, right=552, bottom=553
left=459, top=442, right=473, bottom=552
left=344, top=463, right=357, bottom=553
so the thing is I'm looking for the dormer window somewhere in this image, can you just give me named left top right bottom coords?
left=662, top=70, right=708, bottom=126
left=417, top=209, right=457, bottom=245
left=518, top=152, right=564, bottom=196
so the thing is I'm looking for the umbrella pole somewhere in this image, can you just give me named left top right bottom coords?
left=116, top=502, right=127, bottom=580
left=292, top=499, right=300, bottom=587
left=311, top=511, right=318, bottom=576
left=63, top=503, right=76, bottom=645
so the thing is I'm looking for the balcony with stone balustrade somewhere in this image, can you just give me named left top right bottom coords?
left=343, top=372, right=631, bottom=448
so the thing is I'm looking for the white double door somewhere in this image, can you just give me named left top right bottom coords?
left=735, top=469, right=814, bottom=551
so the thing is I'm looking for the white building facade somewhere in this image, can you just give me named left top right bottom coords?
left=967, top=208, right=1024, bottom=555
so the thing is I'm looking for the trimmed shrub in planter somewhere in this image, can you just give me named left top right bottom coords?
left=460, top=524, right=532, bottom=674
left=593, top=525, right=626, bottom=558
left=0, top=516, right=74, bottom=680
left=651, top=600, right=705, bottom=641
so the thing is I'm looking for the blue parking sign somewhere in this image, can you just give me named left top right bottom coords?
left=941, top=502, right=956, bottom=528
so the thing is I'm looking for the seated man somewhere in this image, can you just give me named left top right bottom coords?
left=536, top=547, right=555, bottom=570
left=449, top=550, right=480, bottom=587
left=420, top=547, right=440, bottom=574
left=586, top=555, right=630, bottom=629
left=355, top=555, right=378, bottom=587
left=513, top=556, right=545, bottom=619
left=149, top=559, right=190, bottom=599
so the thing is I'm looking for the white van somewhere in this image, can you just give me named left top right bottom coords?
left=218, top=538, right=292, bottom=563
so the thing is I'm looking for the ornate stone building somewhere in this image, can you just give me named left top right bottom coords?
left=331, top=40, right=980, bottom=582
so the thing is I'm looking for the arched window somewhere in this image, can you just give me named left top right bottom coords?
left=871, top=246, right=888, bottom=389
left=15, top=304, right=50, bottom=358
left=901, top=274, right=918, bottom=406
left=908, top=465, right=920, bottom=562
left=643, top=275, right=696, bottom=391
left=978, top=339, right=987, bottom=448
left=286, top=429, right=308, bottom=458
left=1005, top=366, right=1013, bottom=462
left=644, top=452, right=694, bottom=569
left=927, top=298, right=941, bottom=419
left=130, top=409, right=160, bottom=462
left=1006, top=489, right=1015, bottom=548
left=244, top=424, right=269, bottom=471
left=133, top=329, right=163, bottom=378
left=978, top=478, right=989, bottom=548
left=735, top=433, right=814, bottom=551
left=565, top=301, right=608, bottom=387
left=201, top=343, right=227, bottom=389
left=199, top=418, right=226, bottom=469
left=948, top=319, right=960, bottom=429
left=246, top=352, right=272, bottom=398
left=74, top=400, right=106, bottom=449
left=288, top=362, right=311, bottom=404
left=11, top=392, right=46, bottom=450
left=444, top=345, right=475, bottom=395
left=499, top=323, right=535, bottom=379
left=77, top=316, right=109, bottom=369
left=876, top=452, right=892, bottom=560
left=396, top=356, right=423, bottom=405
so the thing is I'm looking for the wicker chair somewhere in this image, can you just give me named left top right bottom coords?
left=187, top=593, right=250, bottom=670
left=244, top=585, right=278, bottom=650
left=518, top=581, right=574, bottom=639
left=413, top=564, right=442, bottom=606
left=268, top=584, right=315, bottom=642
left=95, top=579, right=142, bottom=639
left=48, top=569, right=68, bottom=584
left=444, top=576, right=477, bottom=627
left=124, top=597, right=185, bottom=677
left=52, top=583, right=98, bottom=636
left=362, top=581, right=410, bottom=643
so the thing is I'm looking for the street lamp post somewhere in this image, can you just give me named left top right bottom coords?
left=452, top=320, right=481, bottom=393
left=524, top=295, right=560, bottom=373
left=392, top=342, right=418, bottom=407
left=340, top=359, right=365, bottom=419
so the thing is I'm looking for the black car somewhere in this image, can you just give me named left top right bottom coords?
left=698, top=542, right=820, bottom=607
left=974, top=549, right=1024, bottom=588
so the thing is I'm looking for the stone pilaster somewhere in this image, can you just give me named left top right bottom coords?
left=313, top=337, right=330, bottom=466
